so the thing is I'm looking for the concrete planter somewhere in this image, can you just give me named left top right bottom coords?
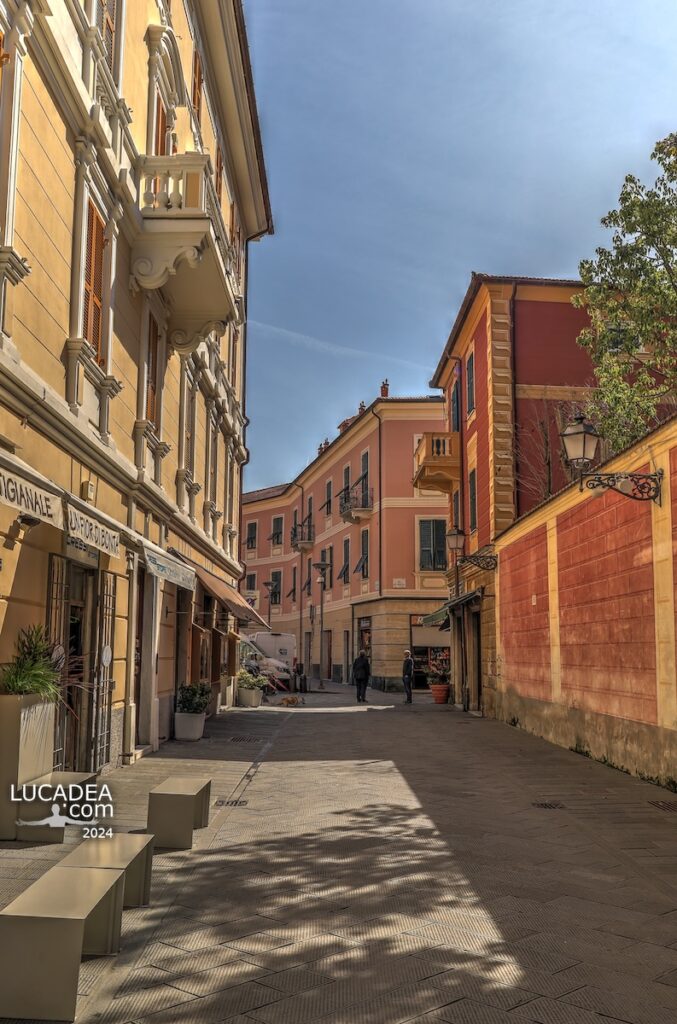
left=174, top=712, right=206, bottom=741
left=0, top=694, right=56, bottom=840
left=237, top=687, right=263, bottom=708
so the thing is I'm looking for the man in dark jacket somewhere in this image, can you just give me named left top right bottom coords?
left=352, top=650, right=371, bottom=703
left=402, top=649, right=414, bottom=704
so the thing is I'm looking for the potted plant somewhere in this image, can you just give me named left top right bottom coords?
left=426, top=661, right=450, bottom=705
left=237, top=669, right=267, bottom=708
left=0, top=625, right=62, bottom=840
left=174, top=683, right=211, bottom=740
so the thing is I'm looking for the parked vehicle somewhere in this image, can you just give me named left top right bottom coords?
left=248, top=632, right=297, bottom=673
left=239, top=638, right=292, bottom=684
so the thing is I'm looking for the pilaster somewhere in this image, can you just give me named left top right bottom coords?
left=651, top=450, right=677, bottom=729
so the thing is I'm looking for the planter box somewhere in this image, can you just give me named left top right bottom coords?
left=174, top=712, right=206, bottom=741
left=237, top=687, right=263, bottom=708
left=0, top=694, right=56, bottom=840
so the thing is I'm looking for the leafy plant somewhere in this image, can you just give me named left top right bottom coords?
left=573, top=132, right=677, bottom=450
left=237, top=669, right=267, bottom=690
left=176, top=683, right=211, bottom=714
left=0, top=625, right=61, bottom=701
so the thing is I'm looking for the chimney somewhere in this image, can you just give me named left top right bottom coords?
left=338, top=417, right=354, bottom=434
left=380, top=379, right=389, bottom=398
left=318, top=443, right=324, bottom=456
left=358, top=401, right=366, bottom=414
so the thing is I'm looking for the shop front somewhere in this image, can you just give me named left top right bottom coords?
left=409, top=613, right=450, bottom=689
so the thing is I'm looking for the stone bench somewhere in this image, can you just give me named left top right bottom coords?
left=0, top=864, right=124, bottom=1021
left=59, top=832, right=155, bottom=907
left=147, top=776, right=211, bottom=849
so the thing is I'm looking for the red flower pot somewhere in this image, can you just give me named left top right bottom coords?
left=429, top=683, right=450, bottom=705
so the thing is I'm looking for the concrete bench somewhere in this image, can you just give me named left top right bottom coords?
left=0, top=864, right=124, bottom=1021
left=15, top=770, right=97, bottom=843
left=59, top=832, right=155, bottom=907
left=147, top=776, right=211, bottom=849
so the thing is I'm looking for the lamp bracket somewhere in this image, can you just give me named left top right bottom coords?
left=581, top=469, right=663, bottom=504
left=458, top=553, right=498, bottom=571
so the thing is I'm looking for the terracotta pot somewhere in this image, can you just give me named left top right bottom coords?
left=429, top=683, right=450, bottom=705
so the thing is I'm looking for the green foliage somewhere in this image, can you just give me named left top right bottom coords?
left=237, top=669, right=267, bottom=690
left=574, top=133, right=677, bottom=450
left=176, top=683, right=211, bottom=714
left=0, top=625, right=61, bottom=701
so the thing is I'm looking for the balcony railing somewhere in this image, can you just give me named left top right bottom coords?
left=413, top=432, right=461, bottom=492
left=291, top=523, right=315, bottom=551
left=340, top=487, right=374, bottom=521
left=140, top=153, right=209, bottom=214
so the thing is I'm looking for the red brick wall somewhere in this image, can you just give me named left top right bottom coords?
left=557, top=481, right=656, bottom=724
left=499, top=525, right=551, bottom=700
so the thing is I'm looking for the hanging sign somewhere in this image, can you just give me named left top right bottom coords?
left=143, top=546, right=196, bottom=591
left=0, top=467, right=63, bottom=528
left=67, top=506, right=120, bottom=557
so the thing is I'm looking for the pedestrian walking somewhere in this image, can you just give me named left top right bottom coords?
left=352, top=649, right=371, bottom=704
left=402, top=649, right=414, bottom=704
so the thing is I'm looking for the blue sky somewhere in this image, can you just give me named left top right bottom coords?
left=242, top=0, right=677, bottom=491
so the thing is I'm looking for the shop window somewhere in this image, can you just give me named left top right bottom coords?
left=270, top=569, right=281, bottom=605
left=83, top=200, right=105, bottom=362
left=192, top=48, right=202, bottom=125
left=270, top=515, right=283, bottom=546
left=466, top=352, right=475, bottom=414
left=419, top=519, right=447, bottom=571
left=451, top=379, right=460, bottom=431
left=469, top=469, right=477, bottom=532
left=246, top=522, right=257, bottom=550
left=245, top=573, right=256, bottom=591
left=146, top=314, right=159, bottom=425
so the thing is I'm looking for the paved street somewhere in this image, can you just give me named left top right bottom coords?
left=2, top=691, right=677, bottom=1023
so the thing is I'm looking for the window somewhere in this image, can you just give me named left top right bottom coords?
left=306, top=496, right=313, bottom=528
left=303, top=557, right=312, bottom=594
left=327, top=545, right=334, bottom=588
left=270, top=570, right=281, bottom=605
left=323, top=479, right=332, bottom=515
left=97, top=0, right=116, bottom=75
left=338, top=538, right=350, bottom=583
left=154, top=92, right=168, bottom=156
left=452, top=489, right=460, bottom=529
left=192, top=49, right=203, bottom=125
left=361, top=451, right=369, bottom=504
left=245, top=573, right=256, bottom=592
left=293, top=508, right=298, bottom=530
left=246, top=522, right=257, bottom=550
left=186, top=382, right=196, bottom=476
left=354, top=529, right=369, bottom=578
left=419, top=520, right=447, bottom=572
left=83, top=200, right=105, bottom=361
left=320, top=548, right=327, bottom=588
left=466, top=352, right=475, bottom=414
left=343, top=465, right=350, bottom=495
left=469, top=469, right=477, bottom=532
left=209, top=422, right=218, bottom=503
left=451, top=379, right=460, bottom=432
left=146, top=315, right=159, bottom=425
left=287, top=566, right=297, bottom=601
left=215, top=145, right=223, bottom=203
left=269, top=515, right=283, bottom=546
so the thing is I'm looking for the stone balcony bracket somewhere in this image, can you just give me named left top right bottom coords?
left=0, top=247, right=31, bottom=287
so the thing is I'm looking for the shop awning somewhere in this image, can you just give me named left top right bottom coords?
left=175, top=553, right=269, bottom=628
left=421, top=604, right=450, bottom=627
left=447, top=588, right=483, bottom=611
left=141, top=542, right=196, bottom=591
left=0, top=449, right=64, bottom=529
left=421, top=589, right=484, bottom=629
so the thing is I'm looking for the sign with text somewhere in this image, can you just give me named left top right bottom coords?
left=67, top=506, right=120, bottom=557
left=0, top=467, right=63, bottom=528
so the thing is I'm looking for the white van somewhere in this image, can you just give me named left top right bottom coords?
left=239, top=637, right=291, bottom=683
left=248, top=632, right=297, bottom=673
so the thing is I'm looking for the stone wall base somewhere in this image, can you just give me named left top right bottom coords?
left=101, top=705, right=124, bottom=775
left=493, top=689, right=677, bottom=790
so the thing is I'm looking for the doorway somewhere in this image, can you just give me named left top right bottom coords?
left=471, top=610, right=482, bottom=712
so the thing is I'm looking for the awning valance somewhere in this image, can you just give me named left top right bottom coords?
left=142, top=543, right=196, bottom=591
left=421, top=604, right=450, bottom=627
left=0, top=450, right=64, bottom=529
left=421, top=588, right=484, bottom=629
left=173, top=552, right=269, bottom=628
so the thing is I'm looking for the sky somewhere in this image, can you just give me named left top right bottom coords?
left=242, top=0, right=677, bottom=491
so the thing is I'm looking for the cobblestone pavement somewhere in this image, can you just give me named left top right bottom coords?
left=2, top=689, right=677, bottom=1023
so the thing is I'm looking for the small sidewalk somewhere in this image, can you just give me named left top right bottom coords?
left=1, top=690, right=677, bottom=1023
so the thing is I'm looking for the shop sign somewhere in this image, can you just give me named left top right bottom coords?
left=0, top=467, right=63, bottom=528
left=144, top=547, right=196, bottom=591
left=67, top=506, right=120, bottom=557
left=65, top=533, right=100, bottom=568
left=359, top=617, right=371, bottom=628
left=410, top=614, right=428, bottom=628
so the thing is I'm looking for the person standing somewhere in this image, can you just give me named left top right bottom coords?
left=352, top=649, right=371, bottom=704
left=402, top=649, right=414, bottom=704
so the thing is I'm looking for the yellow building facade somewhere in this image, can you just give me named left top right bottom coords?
left=0, top=0, right=271, bottom=771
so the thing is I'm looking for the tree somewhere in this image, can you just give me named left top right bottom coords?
left=573, top=133, right=677, bottom=452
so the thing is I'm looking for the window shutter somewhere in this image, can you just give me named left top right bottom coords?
left=215, top=147, right=223, bottom=202
left=146, top=316, right=158, bottom=424
left=83, top=201, right=104, bottom=361
left=451, top=381, right=460, bottom=431
left=192, top=50, right=202, bottom=124
left=469, top=469, right=477, bottom=531
left=419, top=520, right=433, bottom=571
left=467, top=353, right=475, bottom=413
left=433, top=520, right=447, bottom=570
left=98, top=0, right=116, bottom=74
left=154, top=93, right=168, bottom=156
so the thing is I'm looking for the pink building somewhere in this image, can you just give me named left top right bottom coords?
left=240, top=385, right=449, bottom=689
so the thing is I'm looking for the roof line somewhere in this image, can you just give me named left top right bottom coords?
left=233, top=0, right=273, bottom=236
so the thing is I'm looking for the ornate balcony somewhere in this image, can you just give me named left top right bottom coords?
left=340, top=486, right=374, bottom=523
left=413, top=432, right=461, bottom=493
left=291, top=523, right=315, bottom=552
left=130, top=153, right=241, bottom=354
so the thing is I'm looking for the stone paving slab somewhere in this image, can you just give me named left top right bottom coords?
left=1, top=690, right=677, bottom=1022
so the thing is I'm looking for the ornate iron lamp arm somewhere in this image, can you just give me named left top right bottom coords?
left=581, top=469, right=663, bottom=504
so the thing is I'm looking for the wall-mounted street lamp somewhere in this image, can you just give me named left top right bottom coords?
left=560, top=416, right=663, bottom=504
left=446, top=527, right=497, bottom=571
left=313, top=561, right=330, bottom=691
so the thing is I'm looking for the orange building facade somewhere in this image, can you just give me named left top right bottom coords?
left=240, top=388, right=450, bottom=689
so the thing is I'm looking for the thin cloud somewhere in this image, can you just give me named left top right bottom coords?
left=249, top=320, right=433, bottom=372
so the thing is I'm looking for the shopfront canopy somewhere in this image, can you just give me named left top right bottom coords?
left=421, top=589, right=484, bottom=630
left=174, top=552, right=269, bottom=628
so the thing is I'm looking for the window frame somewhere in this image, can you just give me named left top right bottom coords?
left=466, top=351, right=475, bottom=415
left=146, top=313, right=159, bottom=425
left=83, top=199, right=105, bottom=362
left=245, top=521, right=257, bottom=550
left=191, top=48, right=203, bottom=126
left=419, top=518, right=448, bottom=572
left=270, top=569, right=282, bottom=606
left=451, top=379, right=460, bottom=431
left=270, top=515, right=283, bottom=547
left=245, top=572, right=256, bottom=592
left=469, top=468, right=477, bottom=532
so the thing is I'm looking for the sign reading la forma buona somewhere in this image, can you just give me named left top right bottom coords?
left=0, top=466, right=64, bottom=529
left=67, top=505, right=120, bottom=557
